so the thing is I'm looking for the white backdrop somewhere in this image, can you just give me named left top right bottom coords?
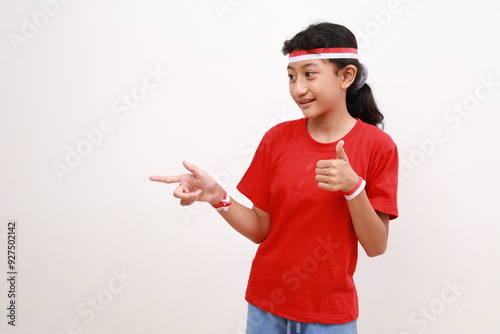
left=1, top=0, right=499, bottom=333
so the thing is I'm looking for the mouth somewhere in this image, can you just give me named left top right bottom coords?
left=298, top=98, right=315, bottom=108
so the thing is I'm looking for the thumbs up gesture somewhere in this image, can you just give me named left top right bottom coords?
left=315, top=140, right=359, bottom=192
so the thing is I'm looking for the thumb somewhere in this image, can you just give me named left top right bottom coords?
left=182, top=160, right=203, bottom=176
left=336, top=140, right=349, bottom=161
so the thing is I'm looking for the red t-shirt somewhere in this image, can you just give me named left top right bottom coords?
left=237, top=118, right=398, bottom=324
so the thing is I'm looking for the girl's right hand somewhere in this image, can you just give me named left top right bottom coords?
left=149, top=161, right=223, bottom=206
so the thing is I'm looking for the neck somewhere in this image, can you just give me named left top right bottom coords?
left=306, top=107, right=356, bottom=143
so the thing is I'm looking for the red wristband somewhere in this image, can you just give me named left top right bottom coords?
left=344, top=177, right=362, bottom=196
left=344, top=177, right=366, bottom=200
left=212, top=191, right=232, bottom=211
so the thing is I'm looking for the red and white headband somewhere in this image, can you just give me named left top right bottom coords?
left=288, top=47, right=358, bottom=63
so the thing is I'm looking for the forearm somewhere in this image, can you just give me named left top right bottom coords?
left=218, top=200, right=269, bottom=243
left=347, top=190, right=389, bottom=257
left=209, top=186, right=269, bottom=244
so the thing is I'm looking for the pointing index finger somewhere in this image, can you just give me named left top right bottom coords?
left=149, top=175, right=181, bottom=184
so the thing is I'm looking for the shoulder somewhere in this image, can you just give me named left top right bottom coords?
left=262, top=118, right=304, bottom=141
left=267, top=118, right=303, bottom=133
left=356, top=121, right=397, bottom=153
left=250, top=119, right=303, bottom=156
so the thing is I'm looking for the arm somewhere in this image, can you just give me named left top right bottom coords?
left=315, top=141, right=389, bottom=257
left=217, top=199, right=270, bottom=244
left=150, top=160, right=270, bottom=244
left=346, top=192, right=389, bottom=257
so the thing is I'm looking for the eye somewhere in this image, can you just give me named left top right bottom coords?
left=288, top=74, right=296, bottom=80
left=305, top=71, right=315, bottom=78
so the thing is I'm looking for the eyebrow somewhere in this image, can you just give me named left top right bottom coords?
left=287, top=62, right=319, bottom=70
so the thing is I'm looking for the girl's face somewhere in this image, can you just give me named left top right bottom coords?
left=287, top=59, right=352, bottom=120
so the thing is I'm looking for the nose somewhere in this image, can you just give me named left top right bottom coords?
left=292, top=76, right=308, bottom=98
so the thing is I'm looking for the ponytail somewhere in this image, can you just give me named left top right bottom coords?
left=346, top=83, right=384, bottom=128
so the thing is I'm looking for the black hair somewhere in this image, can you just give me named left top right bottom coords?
left=282, top=22, right=384, bottom=128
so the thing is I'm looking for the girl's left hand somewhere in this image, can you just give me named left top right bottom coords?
left=315, top=140, right=359, bottom=192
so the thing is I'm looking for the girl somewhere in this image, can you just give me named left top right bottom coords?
left=150, top=22, right=398, bottom=334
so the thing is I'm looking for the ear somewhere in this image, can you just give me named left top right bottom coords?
left=340, top=65, right=357, bottom=90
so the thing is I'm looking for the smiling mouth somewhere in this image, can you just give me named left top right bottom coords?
left=299, top=99, right=315, bottom=107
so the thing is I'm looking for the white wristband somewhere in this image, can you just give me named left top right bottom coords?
left=344, top=178, right=366, bottom=200
left=212, top=191, right=232, bottom=211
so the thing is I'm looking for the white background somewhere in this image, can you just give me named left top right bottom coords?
left=1, top=0, right=499, bottom=333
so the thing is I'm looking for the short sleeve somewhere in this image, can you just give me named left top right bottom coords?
left=237, top=132, right=273, bottom=213
left=366, top=147, right=399, bottom=220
